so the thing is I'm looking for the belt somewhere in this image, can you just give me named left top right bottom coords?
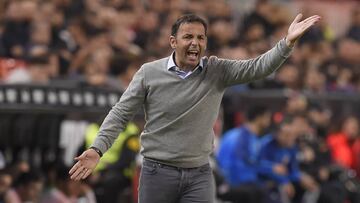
left=143, top=158, right=210, bottom=171
left=143, top=158, right=182, bottom=170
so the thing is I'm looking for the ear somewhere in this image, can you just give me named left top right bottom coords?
left=169, top=35, right=176, bottom=49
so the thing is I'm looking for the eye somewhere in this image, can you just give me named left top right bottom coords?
left=198, top=36, right=205, bottom=40
left=183, top=35, right=193, bottom=39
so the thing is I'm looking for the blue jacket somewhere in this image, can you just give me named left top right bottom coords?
left=217, top=126, right=262, bottom=186
left=258, top=134, right=301, bottom=185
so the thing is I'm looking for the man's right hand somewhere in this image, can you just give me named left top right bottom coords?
left=69, top=148, right=100, bottom=181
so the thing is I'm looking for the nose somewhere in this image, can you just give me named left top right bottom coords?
left=190, top=38, right=199, bottom=46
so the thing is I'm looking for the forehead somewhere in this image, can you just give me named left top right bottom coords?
left=177, top=22, right=206, bottom=35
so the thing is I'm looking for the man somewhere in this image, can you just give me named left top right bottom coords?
left=69, top=13, right=321, bottom=202
left=216, top=106, right=272, bottom=203
left=259, top=115, right=319, bottom=203
left=4, top=171, right=44, bottom=203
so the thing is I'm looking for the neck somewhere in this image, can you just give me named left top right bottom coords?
left=173, top=53, right=197, bottom=72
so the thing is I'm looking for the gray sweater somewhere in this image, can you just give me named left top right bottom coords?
left=92, top=39, right=292, bottom=168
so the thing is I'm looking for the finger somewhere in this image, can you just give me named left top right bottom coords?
left=74, top=152, right=87, bottom=161
left=301, top=15, right=321, bottom=24
left=301, top=17, right=317, bottom=25
left=292, top=13, right=303, bottom=24
left=69, top=161, right=83, bottom=175
left=76, top=169, right=87, bottom=181
left=73, top=168, right=86, bottom=181
left=69, top=166, right=76, bottom=175
left=74, top=156, right=81, bottom=161
left=82, top=169, right=92, bottom=179
left=70, top=168, right=81, bottom=180
left=73, top=172, right=82, bottom=181
left=70, top=166, right=85, bottom=180
left=297, top=17, right=320, bottom=33
left=301, top=19, right=320, bottom=31
left=79, top=168, right=90, bottom=180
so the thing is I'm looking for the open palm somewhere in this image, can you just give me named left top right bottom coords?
left=69, top=149, right=100, bottom=181
left=286, top=14, right=321, bottom=47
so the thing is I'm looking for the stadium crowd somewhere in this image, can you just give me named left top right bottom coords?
left=0, top=0, right=360, bottom=202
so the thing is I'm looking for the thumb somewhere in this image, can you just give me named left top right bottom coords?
left=74, top=152, right=87, bottom=161
left=293, top=13, right=303, bottom=24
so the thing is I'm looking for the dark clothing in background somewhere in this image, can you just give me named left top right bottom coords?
left=1, top=20, right=31, bottom=58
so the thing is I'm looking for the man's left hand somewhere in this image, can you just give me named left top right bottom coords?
left=286, top=14, right=321, bottom=47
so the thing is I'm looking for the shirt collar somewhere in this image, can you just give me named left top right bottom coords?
left=167, top=52, right=203, bottom=71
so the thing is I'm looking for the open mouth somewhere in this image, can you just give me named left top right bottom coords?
left=187, top=50, right=199, bottom=61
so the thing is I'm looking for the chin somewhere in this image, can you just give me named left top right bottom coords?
left=187, top=60, right=200, bottom=67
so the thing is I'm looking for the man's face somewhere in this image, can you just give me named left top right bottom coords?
left=278, top=124, right=297, bottom=147
left=260, top=112, right=272, bottom=130
left=20, top=181, right=43, bottom=202
left=170, top=22, right=207, bottom=70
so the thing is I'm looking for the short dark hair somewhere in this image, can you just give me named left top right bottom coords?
left=13, top=171, right=43, bottom=187
left=171, top=14, right=208, bottom=36
left=245, top=106, right=269, bottom=122
left=278, top=114, right=306, bottom=128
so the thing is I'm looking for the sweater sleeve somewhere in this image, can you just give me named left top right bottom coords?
left=91, top=66, right=146, bottom=154
left=218, top=39, right=292, bottom=87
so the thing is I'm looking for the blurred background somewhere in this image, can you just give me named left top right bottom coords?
left=0, top=0, right=360, bottom=202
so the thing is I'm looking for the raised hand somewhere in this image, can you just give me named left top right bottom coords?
left=69, top=149, right=100, bottom=181
left=286, top=14, right=321, bottom=47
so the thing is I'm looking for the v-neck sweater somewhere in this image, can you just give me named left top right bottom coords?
left=92, top=39, right=292, bottom=168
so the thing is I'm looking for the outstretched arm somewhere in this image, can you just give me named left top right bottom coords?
left=285, top=14, right=321, bottom=47
left=69, top=66, right=147, bottom=180
left=219, top=13, right=321, bottom=87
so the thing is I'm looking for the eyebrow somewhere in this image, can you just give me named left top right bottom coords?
left=182, top=33, right=206, bottom=37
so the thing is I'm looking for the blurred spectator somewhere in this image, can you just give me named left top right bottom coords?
left=338, top=38, right=360, bottom=66
left=4, top=170, right=44, bottom=203
left=40, top=164, right=94, bottom=203
left=284, top=93, right=308, bottom=116
left=110, top=55, right=143, bottom=91
left=1, top=1, right=35, bottom=59
left=331, top=67, right=356, bottom=93
left=274, top=63, right=301, bottom=90
left=304, top=68, right=327, bottom=94
left=207, top=17, right=237, bottom=53
left=296, top=115, right=347, bottom=203
left=259, top=115, right=319, bottom=203
left=347, top=6, right=360, bottom=42
left=133, top=11, right=159, bottom=49
left=5, top=55, right=50, bottom=84
left=217, top=106, right=272, bottom=203
left=239, top=0, right=275, bottom=39
left=7, top=161, right=30, bottom=183
left=327, top=115, right=360, bottom=171
left=0, top=169, right=12, bottom=203
left=307, top=103, right=332, bottom=138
